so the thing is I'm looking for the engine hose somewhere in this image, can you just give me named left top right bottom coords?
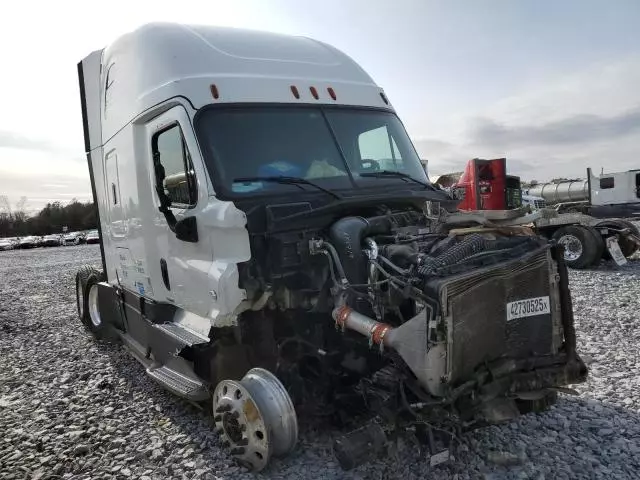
left=321, top=242, right=349, bottom=284
left=377, top=255, right=410, bottom=276
left=332, top=306, right=393, bottom=349
left=418, top=234, right=487, bottom=276
left=329, top=217, right=391, bottom=286
left=399, top=381, right=418, bottom=418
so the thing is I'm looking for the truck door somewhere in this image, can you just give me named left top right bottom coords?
left=145, top=106, right=215, bottom=315
left=104, top=150, right=127, bottom=238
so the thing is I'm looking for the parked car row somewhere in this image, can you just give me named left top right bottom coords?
left=0, top=230, right=100, bottom=250
left=0, top=237, right=18, bottom=251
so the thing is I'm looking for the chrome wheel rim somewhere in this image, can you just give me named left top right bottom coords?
left=558, top=234, right=583, bottom=261
left=88, top=283, right=101, bottom=327
left=213, top=368, right=298, bottom=471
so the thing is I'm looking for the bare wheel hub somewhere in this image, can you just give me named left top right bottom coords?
left=213, top=368, right=298, bottom=472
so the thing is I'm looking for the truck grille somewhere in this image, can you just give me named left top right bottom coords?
left=439, top=246, right=558, bottom=383
left=534, top=199, right=546, bottom=209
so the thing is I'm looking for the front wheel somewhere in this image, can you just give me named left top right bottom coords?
left=552, top=225, right=601, bottom=269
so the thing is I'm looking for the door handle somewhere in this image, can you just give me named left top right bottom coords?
left=160, top=258, right=170, bottom=290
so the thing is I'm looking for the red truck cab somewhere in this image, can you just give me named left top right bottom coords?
left=454, top=158, right=522, bottom=210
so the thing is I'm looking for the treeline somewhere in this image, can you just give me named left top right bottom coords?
left=0, top=200, right=97, bottom=237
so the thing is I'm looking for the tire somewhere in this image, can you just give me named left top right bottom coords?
left=552, top=225, right=600, bottom=269
left=585, top=226, right=605, bottom=266
left=595, top=220, right=640, bottom=258
left=75, top=265, right=105, bottom=335
left=85, top=275, right=110, bottom=337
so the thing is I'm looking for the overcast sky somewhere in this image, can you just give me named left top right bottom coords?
left=1, top=0, right=639, bottom=211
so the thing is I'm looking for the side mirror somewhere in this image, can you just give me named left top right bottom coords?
left=175, top=216, right=198, bottom=243
left=360, top=158, right=380, bottom=172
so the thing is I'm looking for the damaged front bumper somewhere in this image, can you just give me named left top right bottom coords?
left=448, top=352, right=588, bottom=425
left=333, top=353, right=588, bottom=471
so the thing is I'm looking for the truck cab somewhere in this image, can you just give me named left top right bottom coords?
left=453, top=158, right=522, bottom=211
left=588, top=168, right=640, bottom=218
left=521, top=194, right=547, bottom=211
left=76, top=23, right=587, bottom=471
left=79, top=23, right=430, bottom=324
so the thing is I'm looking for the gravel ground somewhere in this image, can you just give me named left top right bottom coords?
left=1, top=236, right=639, bottom=480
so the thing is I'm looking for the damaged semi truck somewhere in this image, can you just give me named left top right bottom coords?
left=76, top=23, right=587, bottom=471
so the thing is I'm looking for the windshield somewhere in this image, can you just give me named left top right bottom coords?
left=195, top=106, right=429, bottom=197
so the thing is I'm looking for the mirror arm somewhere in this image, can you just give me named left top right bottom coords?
left=152, top=151, right=197, bottom=242
left=153, top=153, right=177, bottom=232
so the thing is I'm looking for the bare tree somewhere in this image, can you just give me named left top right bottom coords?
left=15, top=196, right=27, bottom=213
left=0, top=195, right=10, bottom=213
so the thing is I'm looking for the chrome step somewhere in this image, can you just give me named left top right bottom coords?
left=154, top=322, right=209, bottom=346
left=146, top=365, right=209, bottom=401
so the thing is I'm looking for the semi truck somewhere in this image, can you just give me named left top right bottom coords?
left=75, top=23, right=587, bottom=471
left=526, top=168, right=640, bottom=218
left=452, top=158, right=640, bottom=269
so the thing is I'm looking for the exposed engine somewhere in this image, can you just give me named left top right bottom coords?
left=233, top=202, right=587, bottom=469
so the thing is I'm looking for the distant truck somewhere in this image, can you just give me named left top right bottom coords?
left=75, top=23, right=587, bottom=471
left=521, top=193, right=547, bottom=211
left=452, top=158, right=640, bottom=269
left=526, top=168, right=640, bottom=218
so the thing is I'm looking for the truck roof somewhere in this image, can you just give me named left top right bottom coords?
left=87, top=23, right=392, bottom=145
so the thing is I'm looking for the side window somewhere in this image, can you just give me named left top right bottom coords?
left=599, top=177, right=614, bottom=189
left=357, top=126, right=403, bottom=171
left=152, top=125, right=198, bottom=207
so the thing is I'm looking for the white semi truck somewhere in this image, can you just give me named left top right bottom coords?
left=526, top=168, right=640, bottom=218
left=76, top=23, right=587, bottom=471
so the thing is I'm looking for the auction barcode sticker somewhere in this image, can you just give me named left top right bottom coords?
left=506, top=296, right=551, bottom=321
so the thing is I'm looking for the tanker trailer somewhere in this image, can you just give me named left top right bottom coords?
left=454, top=160, right=640, bottom=269
left=527, top=168, right=640, bottom=219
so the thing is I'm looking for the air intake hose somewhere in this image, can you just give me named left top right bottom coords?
left=418, top=234, right=487, bottom=276
left=329, top=216, right=390, bottom=285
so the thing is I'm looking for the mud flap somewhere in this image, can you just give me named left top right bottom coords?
left=97, top=282, right=126, bottom=331
left=605, top=237, right=627, bottom=266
